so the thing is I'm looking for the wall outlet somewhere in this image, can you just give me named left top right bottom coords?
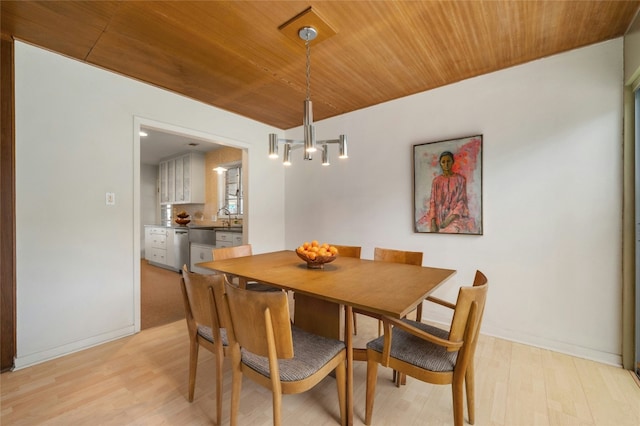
left=211, top=214, right=217, bottom=221
left=106, top=192, right=115, bottom=205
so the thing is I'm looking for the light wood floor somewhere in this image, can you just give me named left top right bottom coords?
left=1, top=312, right=639, bottom=425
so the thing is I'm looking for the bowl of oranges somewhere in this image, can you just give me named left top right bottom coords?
left=296, top=241, right=339, bottom=269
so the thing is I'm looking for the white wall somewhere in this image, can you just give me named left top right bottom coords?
left=285, top=39, right=624, bottom=365
left=14, top=41, right=285, bottom=368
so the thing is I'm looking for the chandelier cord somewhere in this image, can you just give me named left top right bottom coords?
left=305, top=39, right=311, bottom=101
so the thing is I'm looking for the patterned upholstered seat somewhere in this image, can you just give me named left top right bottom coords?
left=367, top=320, right=456, bottom=372
left=242, top=326, right=345, bottom=381
left=196, top=324, right=228, bottom=347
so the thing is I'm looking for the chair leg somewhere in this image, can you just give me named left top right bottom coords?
left=416, top=302, right=423, bottom=322
left=393, top=371, right=407, bottom=387
left=452, top=376, right=465, bottom=426
left=230, top=351, right=243, bottom=426
left=365, top=358, right=379, bottom=425
left=215, top=349, right=224, bottom=426
left=465, top=361, right=476, bottom=424
left=353, top=313, right=358, bottom=335
left=335, top=361, right=347, bottom=426
left=272, top=386, right=282, bottom=426
left=188, top=339, right=199, bottom=401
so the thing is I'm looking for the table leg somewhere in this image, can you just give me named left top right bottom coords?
left=344, top=305, right=353, bottom=426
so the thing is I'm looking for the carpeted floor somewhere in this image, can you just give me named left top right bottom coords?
left=140, top=259, right=185, bottom=330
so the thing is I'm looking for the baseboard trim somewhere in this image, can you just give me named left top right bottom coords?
left=13, top=326, right=135, bottom=370
left=425, top=314, right=622, bottom=367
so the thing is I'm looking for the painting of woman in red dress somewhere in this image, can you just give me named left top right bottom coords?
left=414, top=136, right=482, bottom=234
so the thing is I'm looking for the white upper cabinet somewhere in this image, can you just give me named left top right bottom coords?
left=160, top=152, right=205, bottom=204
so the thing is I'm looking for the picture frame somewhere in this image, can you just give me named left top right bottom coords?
left=413, top=135, right=483, bottom=235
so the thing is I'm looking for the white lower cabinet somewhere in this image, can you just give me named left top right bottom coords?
left=190, top=243, right=215, bottom=274
left=144, top=226, right=174, bottom=269
left=145, top=227, right=166, bottom=263
left=216, top=231, right=242, bottom=248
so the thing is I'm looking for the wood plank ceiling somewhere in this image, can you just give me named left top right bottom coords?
left=2, top=1, right=639, bottom=129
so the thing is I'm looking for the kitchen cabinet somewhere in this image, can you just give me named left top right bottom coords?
left=144, top=226, right=174, bottom=268
left=190, top=243, right=216, bottom=274
left=159, top=152, right=205, bottom=204
left=215, top=230, right=243, bottom=248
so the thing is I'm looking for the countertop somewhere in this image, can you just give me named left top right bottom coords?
left=145, top=224, right=243, bottom=232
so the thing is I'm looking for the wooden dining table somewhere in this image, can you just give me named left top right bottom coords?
left=198, top=250, right=456, bottom=425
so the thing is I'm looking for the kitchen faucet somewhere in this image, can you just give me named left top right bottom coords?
left=218, top=207, right=231, bottom=227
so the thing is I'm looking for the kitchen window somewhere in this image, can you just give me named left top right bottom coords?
left=218, top=162, right=243, bottom=215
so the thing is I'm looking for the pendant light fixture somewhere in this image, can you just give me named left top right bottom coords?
left=268, top=25, right=348, bottom=167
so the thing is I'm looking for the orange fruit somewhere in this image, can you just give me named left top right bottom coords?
left=311, top=240, right=319, bottom=247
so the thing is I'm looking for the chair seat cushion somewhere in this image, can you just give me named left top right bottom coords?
left=366, top=320, right=457, bottom=372
left=197, top=325, right=229, bottom=346
left=242, top=326, right=345, bottom=381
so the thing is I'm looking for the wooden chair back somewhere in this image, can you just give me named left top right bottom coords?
left=448, top=281, right=488, bottom=351
left=331, top=244, right=361, bottom=258
left=224, top=281, right=294, bottom=359
left=212, top=243, right=252, bottom=260
left=373, top=247, right=423, bottom=266
left=181, top=265, right=225, bottom=332
left=472, top=270, right=488, bottom=286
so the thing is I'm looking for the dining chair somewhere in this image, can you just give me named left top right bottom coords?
left=222, top=280, right=347, bottom=426
left=354, top=247, right=424, bottom=337
left=331, top=244, right=362, bottom=259
left=179, top=265, right=228, bottom=426
left=364, top=272, right=488, bottom=426
left=391, top=270, right=489, bottom=387
left=211, top=244, right=279, bottom=291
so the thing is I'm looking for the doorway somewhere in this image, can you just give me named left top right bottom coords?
left=135, top=117, right=249, bottom=330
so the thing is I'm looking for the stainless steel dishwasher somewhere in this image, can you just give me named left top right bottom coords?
left=173, top=228, right=190, bottom=271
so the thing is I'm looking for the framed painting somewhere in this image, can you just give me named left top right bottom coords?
left=413, top=135, right=483, bottom=235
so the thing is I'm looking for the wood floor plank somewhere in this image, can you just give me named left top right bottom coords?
left=574, top=357, right=640, bottom=426
left=2, top=314, right=639, bottom=425
left=504, top=342, right=550, bottom=425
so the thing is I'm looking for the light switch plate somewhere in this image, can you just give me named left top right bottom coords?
left=106, top=192, right=115, bottom=205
